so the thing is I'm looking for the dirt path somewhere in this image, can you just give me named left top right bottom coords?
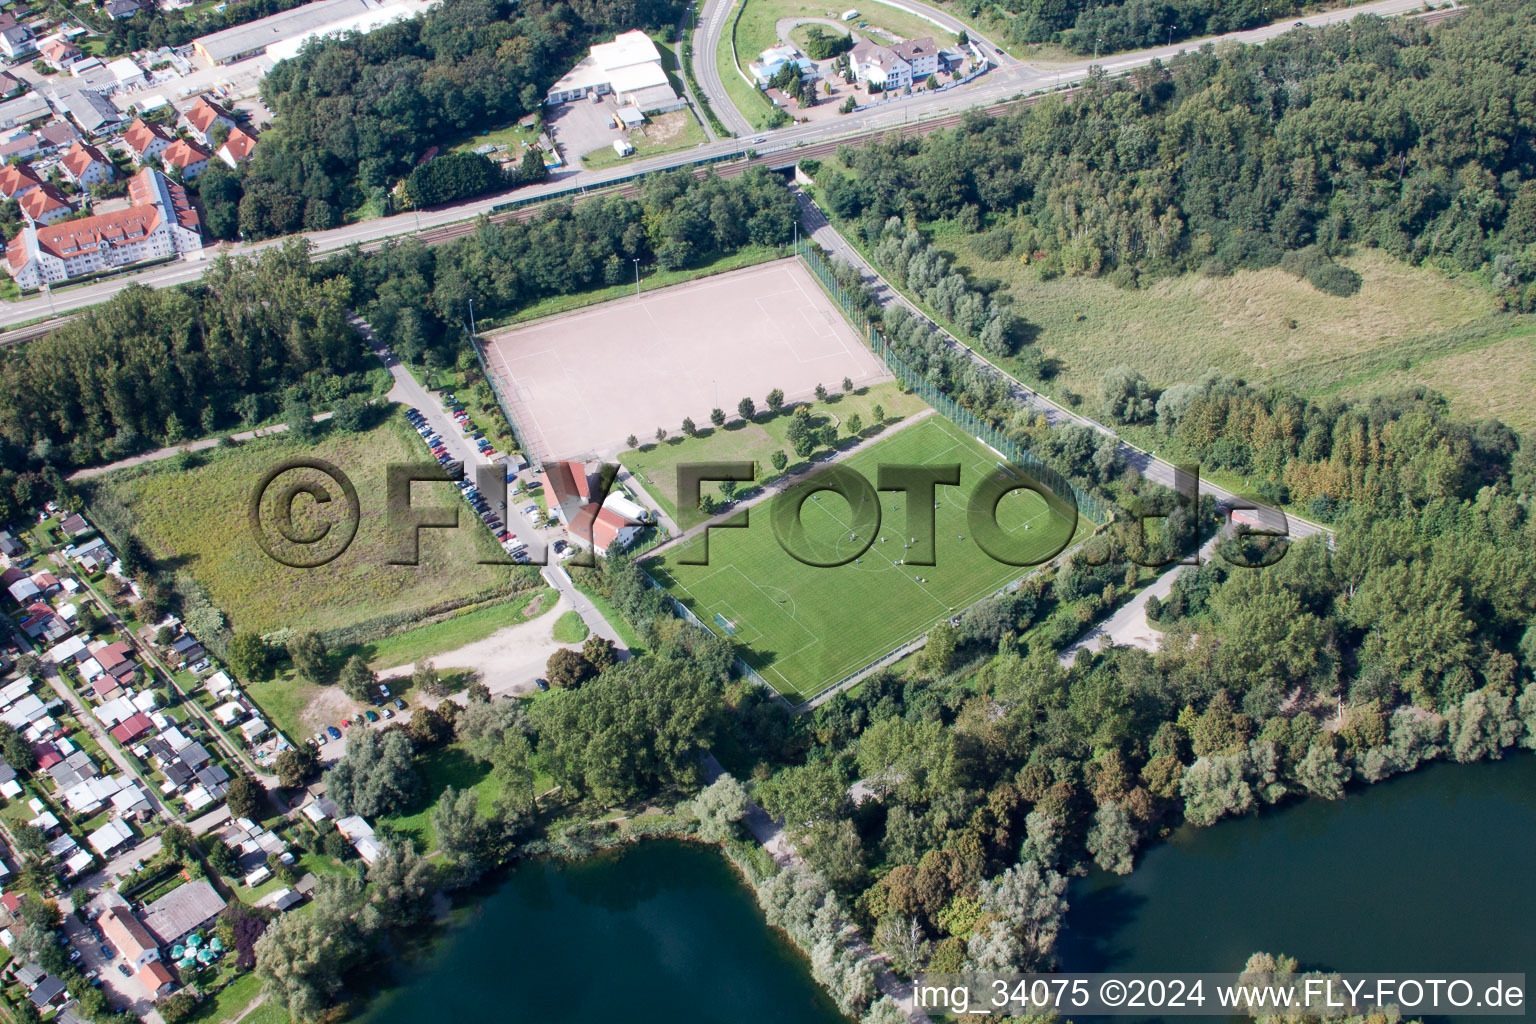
left=376, top=592, right=584, bottom=697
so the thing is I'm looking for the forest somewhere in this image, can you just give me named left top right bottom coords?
left=818, top=4, right=1536, bottom=309
left=970, top=0, right=1304, bottom=54
left=0, top=242, right=371, bottom=512
left=197, top=0, right=681, bottom=239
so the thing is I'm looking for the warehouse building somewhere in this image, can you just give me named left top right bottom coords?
left=544, top=29, right=684, bottom=113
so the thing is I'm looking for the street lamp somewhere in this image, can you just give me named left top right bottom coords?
left=633, top=257, right=641, bottom=297
left=1094, top=36, right=1103, bottom=61
left=1167, top=24, right=1177, bottom=47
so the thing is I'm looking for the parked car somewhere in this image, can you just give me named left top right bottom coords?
left=99, top=945, right=112, bottom=959
left=523, top=504, right=539, bottom=516
left=364, top=710, right=379, bottom=723
left=382, top=708, right=394, bottom=719
left=393, top=698, right=407, bottom=711
left=341, top=719, right=352, bottom=729
left=327, top=726, right=342, bottom=739
left=117, top=964, right=132, bottom=977
left=380, top=683, right=391, bottom=697
left=536, top=678, right=550, bottom=691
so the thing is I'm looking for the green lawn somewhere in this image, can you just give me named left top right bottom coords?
left=359, top=588, right=557, bottom=669
left=620, top=380, right=924, bottom=530
left=579, top=109, right=709, bottom=170
left=645, top=416, right=1088, bottom=701
left=87, top=410, right=536, bottom=637
left=551, top=610, right=589, bottom=644
left=383, top=744, right=506, bottom=853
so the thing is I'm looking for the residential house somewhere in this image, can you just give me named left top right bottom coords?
left=105, top=0, right=145, bottom=18
left=26, top=974, right=66, bottom=1009
left=216, top=125, right=257, bottom=168
left=168, top=633, right=203, bottom=665
left=138, top=960, right=176, bottom=999
left=0, top=162, right=44, bottom=200
left=5, top=168, right=202, bottom=289
left=850, top=36, right=939, bottom=91
left=38, top=37, right=82, bottom=72
left=0, top=71, right=24, bottom=99
left=58, top=513, right=91, bottom=537
left=122, top=118, right=173, bottom=164
left=0, top=530, right=22, bottom=556
left=334, top=815, right=382, bottom=864
left=176, top=741, right=211, bottom=771
left=0, top=24, right=35, bottom=60
left=36, top=119, right=81, bottom=154
left=19, top=183, right=72, bottom=226
left=57, top=141, right=111, bottom=187
left=0, top=133, right=40, bottom=162
left=87, top=817, right=133, bottom=855
left=109, top=712, right=153, bottom=745
left=160, top=138, right=209, bottom=180
left=180, top=96, right=236, bottom=147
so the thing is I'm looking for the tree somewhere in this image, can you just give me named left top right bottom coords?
left=582, top=634, right=617, bottom=672
left=846, top=413, right=863, bottom=436
left=492, top=731, right=536, bottom=812
left=255, top=875, right=370, bottom=1021
left=515, top=146, right=548, bottom=185
left=655, top=426, right=668, bottom=444
left=406, top=152, right=502, bottom=207
left=366, top=841, right=435, bottom=927
left=226, top=774, right=263, bottom=819
left=323, top=730, right=421, bottom=818
left=625, top=434, right=638, bottom=449
left=815, top=383, right=828, bottom=401
left=688, top=773, right=749, bottom=842
left=275, top=746, right=319, bottom=788
left=229, top=632, right=271, bottom=682
left=771, top=449, right=788, bottom=472
left=330, top=395, right=369, bottom=432
left=286, top=631, right=328, bottom=684
left=1100, top=365, right=1156, bottom=423
left=682, top=416, right=697, bottom=437
left=1085, top=802, right=1137, bottom=875
left=406, top=705, right=453, bottom=747
left=738, top=397, right=756, bottom=421
left=283, top=397, right=317, bottom=442
left=766, top=388, right=785, bottom=413
left=841, top=376, right=853, bottom=392
left=455, top=695, right=525, bottom=762
left=924, top=621, right=957, bottom=675
left=978, top=859, right=1068, bottom=963
left=339, top=655, right=377, bottom=702
left=433, top=785, right=490, bottom=880
left=411, top=660, right=444, bottom=698
left=155, top=624, right=176, bottom=646
left=546, top=648, right=595, bottom=689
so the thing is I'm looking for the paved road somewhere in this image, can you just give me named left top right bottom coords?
left=0, top=0, right=1428, bottom=331
left=693, top=0, right=755, bottom=136
left=362, top=323, right=623, bottom=650
left=795, top=188, right=1333, bottom=543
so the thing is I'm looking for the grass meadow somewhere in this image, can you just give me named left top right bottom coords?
left=620, top=380, right=924, bottom=530
left=645, top=416, right=1088, bottom=701
left=921, top=218, right=1535, bottom=432
left=93, top=410, right=532, bottom=637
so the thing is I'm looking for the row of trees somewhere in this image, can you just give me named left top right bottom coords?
left=818, top=5, right=1536, bottom=309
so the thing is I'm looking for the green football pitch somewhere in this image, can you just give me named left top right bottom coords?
left=644, top=416, right=1090, bottom=702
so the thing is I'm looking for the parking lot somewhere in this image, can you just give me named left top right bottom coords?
left=545, top=93, right=630, bottom=166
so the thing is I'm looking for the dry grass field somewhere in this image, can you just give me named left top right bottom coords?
left=94, top=411, right=532, bottom=637
left=926, top=220, right=1534, bottom=432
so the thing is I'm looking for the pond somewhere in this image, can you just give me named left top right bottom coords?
left=361, top=840, right=849, bottom=1024
left=1061, top=754, right=1536, bottom=1018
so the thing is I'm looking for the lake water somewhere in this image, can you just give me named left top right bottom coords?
left=360, top=840, right=848, bottom=1024
left=363, top=756, right=1534, bottom=1024
left=1061, top=754, right=1536, bottom=1005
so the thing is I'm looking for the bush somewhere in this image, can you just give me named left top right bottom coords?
left=1305, top=260, right=1362, bottom=297
left=973, top=227, right=1014, bottom=261
left=406, top=152, right=505, bottom=207
left=802, top=26, right=853, bottom=60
